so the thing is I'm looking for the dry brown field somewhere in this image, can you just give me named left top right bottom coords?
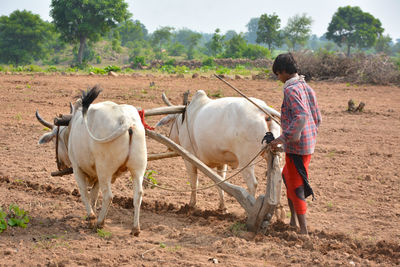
left=0, top=73, right=399, bottom=266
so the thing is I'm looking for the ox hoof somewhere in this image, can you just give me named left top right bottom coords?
left=86, top=214, right=97, bottom=228
left=130, top=227, right=140, bottom=236
left=96, top=221, right=105, bottom=229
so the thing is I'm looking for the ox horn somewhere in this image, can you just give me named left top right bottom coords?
left=35, top=110, right=54, bottom=129
left=182, top=90, right=190, bottom=106
left=162, top=92, right=173, bottom=106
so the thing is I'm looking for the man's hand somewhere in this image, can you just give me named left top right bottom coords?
left=261, top=133, right=284, bottom=153
left=269, top=137, right=284, bottom=152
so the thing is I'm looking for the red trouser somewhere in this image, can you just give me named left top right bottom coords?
left=282, top=153, right=312, bottom=215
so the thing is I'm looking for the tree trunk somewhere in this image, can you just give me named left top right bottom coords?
left=347, top=44, right=351, bottom=57
left=78, top=36, right=87, bottom=64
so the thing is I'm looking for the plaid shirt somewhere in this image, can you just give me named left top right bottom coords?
left=279, top=75, right=321, bottom=155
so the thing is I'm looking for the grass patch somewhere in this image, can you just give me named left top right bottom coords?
left=229, top=221, right=247, bottom=236
left=0, top=204, right=30, bottom=233
left=97, top=228, right=112, bottom=239
left=326, top=201, right=334, bottom=211
left=144, top=170, right=158, bottom=188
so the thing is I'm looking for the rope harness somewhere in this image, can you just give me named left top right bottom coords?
left=53, top=126, right=73, bottom=176
left=138, top=109, right=155, bottom=130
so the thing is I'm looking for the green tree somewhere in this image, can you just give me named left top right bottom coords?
left=172, top=28, right=198, bottom=47
left=0, top=10, right=52, bottom=65
left=206, top=28, right=225, bottom=56
left=256, top=13, right=282, bottom=50
left=151, top=26, right=174, bottom=50
left=224, top=30, right=238, bottom=41
left=223, top=33, right=247, bottom=58
left=284, top=14, right=313, bottom=51
left=50, top=0, right=130, bottom=65
left=168, top=42, right=185, bottom=56
left=245, top=17, right=259, bottom=44
left=375, top=34, right=392, bottom=55
left=326, top=6, right=383, bottom=56
left=185, top=33, right=202, bottom=60
left=42, top=26, right=68, bottom=65
left=117, top=19, right=148, bottom=46
left=128, top=40, right=151, bottom=62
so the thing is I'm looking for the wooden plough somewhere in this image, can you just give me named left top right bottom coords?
left=143, top=94, right=283, bottom=233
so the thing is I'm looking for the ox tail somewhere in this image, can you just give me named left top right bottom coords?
left=80, top=86, right=133, bottom=143
left=261, top=104, right=281, bottom=119
left=250, top=97, right=281, bottom=119
left=82, top=85, right=102, bottom=118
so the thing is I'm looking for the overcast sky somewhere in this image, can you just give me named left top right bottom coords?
left=1, top=0, right=399, bottom=40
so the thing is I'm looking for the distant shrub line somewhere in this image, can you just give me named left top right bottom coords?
left=294, top=51, right=400, bottom=85
left=0, top=53, right=399, bottom=85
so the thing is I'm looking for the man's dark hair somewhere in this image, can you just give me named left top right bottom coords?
left=272, top=53, right=298, bottom=75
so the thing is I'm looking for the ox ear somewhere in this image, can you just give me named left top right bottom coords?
left=38, top=131, right=56, bottom=144
left=156, top=114, right=176, bottom=128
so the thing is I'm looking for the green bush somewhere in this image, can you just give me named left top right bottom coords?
left=88, top=66, right=107, bottom=74
left=0, top=204, right=30, bottom=233
left=164, top=58, right=176, bottom=66
left=393, top=54, right=400, bottom=70
left=7, top=204, right=29, bottom=228
left=175, top=65, right=189, bottom=74
left=46, top=66, right=58, bottom=72
left=104, top=65, right=121, bottom=72
left=202, top=57, right=215, bottom=67
left=65, top=66, right=79, bottom=72
left=24, top=65, right=43, bottom=72
left=160, top=64, right=176, bottom=74
left=111, top=39, right=122, bottom=53
left=123, top=67, right=134, bottom=73
left=159, top=64, right=189, bottom=74
left=242, top=44, right=271, bottom=60
left=215, top=65, right=231, bottom=75
left=0, top=208, right=7, bottom=233
left=232, top=64, right=252, bottom=76
left=12, top=66, right=24, bottom=72
left=131, top=56, right=146, bottom=69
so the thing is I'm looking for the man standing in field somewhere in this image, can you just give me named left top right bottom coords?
left=267, top=53, right=321, bottom=235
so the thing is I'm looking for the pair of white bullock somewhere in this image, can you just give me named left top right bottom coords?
left=37, top=86, right=280, bottom=236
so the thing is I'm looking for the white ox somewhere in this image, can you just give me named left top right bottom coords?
left=36, top=86, right=147, bottom=235
left=157, top=90, right=281, bottom=211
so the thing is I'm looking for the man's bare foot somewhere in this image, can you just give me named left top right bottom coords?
left=297, top=214, right=308, bottom=235
left=299, top=227, right=308, bottom=235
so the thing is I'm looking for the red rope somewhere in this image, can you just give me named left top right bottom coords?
left=138, top=109, right=155, bottom=130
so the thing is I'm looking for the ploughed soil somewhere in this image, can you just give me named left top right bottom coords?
left=0, top=72, right=399, bottom=266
